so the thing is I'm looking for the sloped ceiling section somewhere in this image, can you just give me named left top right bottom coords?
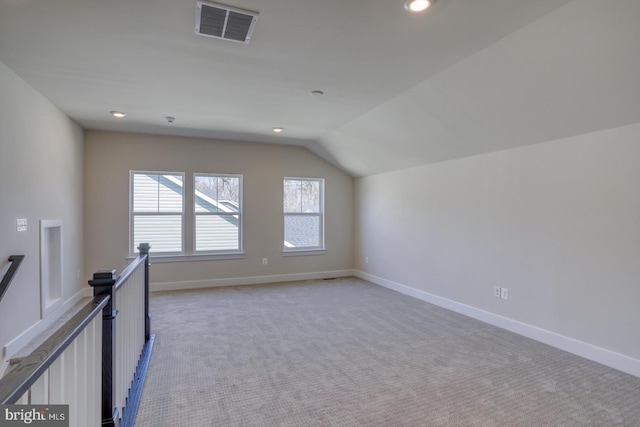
left=0, top=0, right=573, bottom=171
left=1, top=0, right=638, bottom=177
left=316, top=0, right=640, bottom=177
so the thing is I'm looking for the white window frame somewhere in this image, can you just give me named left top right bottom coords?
left=129, top=171, right=185, bottom=257
left=193, top=173, right=243, bottom=255
left=283, top=177, right=326, bottom=255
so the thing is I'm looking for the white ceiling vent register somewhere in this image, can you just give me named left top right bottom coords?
left=195, top=1, right=259, bottom=44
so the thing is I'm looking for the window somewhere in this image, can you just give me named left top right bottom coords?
left=130, top=172, right=184, bottom=254
left=194, top=174, right=242, bottom=253
left=283, top=178, right=324, bottom=251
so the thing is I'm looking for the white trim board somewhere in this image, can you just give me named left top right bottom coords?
left=356, top=271, right=640, bottom=379
left=150, top=269, right=356, bottom=292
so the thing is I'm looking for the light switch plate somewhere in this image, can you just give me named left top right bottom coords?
left=17, top=218, right=27, bottom=232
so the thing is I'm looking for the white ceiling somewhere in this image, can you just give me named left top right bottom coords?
left=1, top=0, right=639, bottom=176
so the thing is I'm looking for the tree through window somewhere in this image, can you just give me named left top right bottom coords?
left=194, top=174, right=242, bottom=252
left=283, top=178, right=324, bottom=250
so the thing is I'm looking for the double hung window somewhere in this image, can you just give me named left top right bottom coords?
left=283, top=178, right=324, bottom=251
left=130, top=171, right=243, bottom=258
left=130, top=172, right=184, bottom=254
left=194, top=174, right=242, bottom=252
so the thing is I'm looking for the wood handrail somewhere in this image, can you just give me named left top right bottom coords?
left=0, top=295, right=109, bottom=404
left=115, top=253, right=147, bottom=292
left=0, top=255, right=24, bottom=304
left=0, top=243, right=152, bottom=427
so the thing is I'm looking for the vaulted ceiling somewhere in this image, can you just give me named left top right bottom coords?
left=1, top=0, right=639, bottom=176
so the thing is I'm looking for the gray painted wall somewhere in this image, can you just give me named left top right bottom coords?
left=0, top=60, right=84, bottom=370
left=83, top=131, right=354, bottom=287
left=2, top=46, right=638, bottom=382
left=355, top=123, right=640, bottom=365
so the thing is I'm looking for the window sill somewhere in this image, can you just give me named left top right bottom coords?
left=128, top=252, right=245, bottom=263
left=282, top=249, right=326, bottom=257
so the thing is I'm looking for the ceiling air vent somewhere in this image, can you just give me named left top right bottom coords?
left=195, top=1, right=259, bottom=44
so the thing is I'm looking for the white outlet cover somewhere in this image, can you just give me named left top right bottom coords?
left=501, top=288, right=509, bottom=300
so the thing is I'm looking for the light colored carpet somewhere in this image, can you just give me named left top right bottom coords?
left=135, top=277, right=640, bottom=426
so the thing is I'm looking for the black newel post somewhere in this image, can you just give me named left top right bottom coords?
left=89, top=269, right=120, bottom=427
left=137, top=243, right=151, bottom=341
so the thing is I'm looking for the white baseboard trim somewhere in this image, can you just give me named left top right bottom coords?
left=3, top=287, right=92, bottom=361
left=356, top=271, right=640, bottom=379
left=151, top=269, right=357, bottom=292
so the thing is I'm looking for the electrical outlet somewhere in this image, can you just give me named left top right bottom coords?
left=262, top=258, right=268, bottom=265
left=494, top=286, right=501, bottom=298
left=501, top=287, right=509, bottom=300
left=365, top=256, right=369, bottom=264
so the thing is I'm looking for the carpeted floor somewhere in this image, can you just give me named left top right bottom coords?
left=135, top=277, right=640, bottom=426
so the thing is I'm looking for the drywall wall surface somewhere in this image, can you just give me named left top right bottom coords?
left=355, top=122, right=640, bottom=360
left=0, top=60, right=84, bottom=361
left=319, top=0, right=640, bottom=177
left=84, top=131, right=354, bottom=285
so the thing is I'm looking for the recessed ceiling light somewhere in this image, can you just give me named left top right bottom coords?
left=272, top=127, right=284, bottom=133
left=110, top=111, right=127, bottom=118
left=311, top=90, right=324, bottom=97
left=404, top=0, right=434, bottom=13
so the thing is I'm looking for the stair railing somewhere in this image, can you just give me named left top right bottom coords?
left=0, top=255, right=24, bottom=304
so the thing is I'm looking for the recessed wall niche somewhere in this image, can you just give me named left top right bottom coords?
left=40, top=220, right=63, bottom=318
